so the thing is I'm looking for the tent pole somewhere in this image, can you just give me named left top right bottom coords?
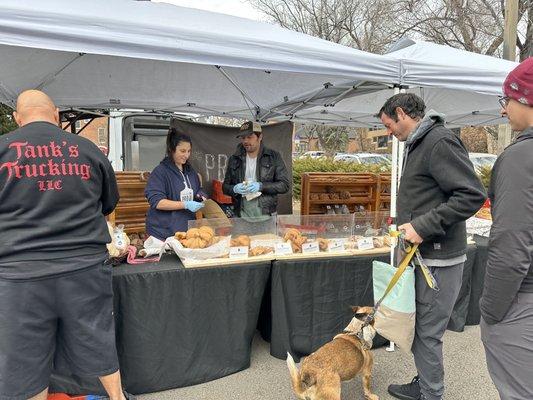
left=215, top=65, right=260, bottom=120
left=390, top=86, right=401, bottom=266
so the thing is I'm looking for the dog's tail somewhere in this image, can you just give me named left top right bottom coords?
left=286, top=352, right=304, bottom=396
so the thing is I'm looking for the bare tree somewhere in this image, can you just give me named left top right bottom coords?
left=249, top=0, right=531, bottom=59
left=248, top=0, right=401, bottom=53
left=397, top=0, right=532, bottom=60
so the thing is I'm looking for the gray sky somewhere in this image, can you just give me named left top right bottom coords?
left=153, top=0, right=263, bottom=21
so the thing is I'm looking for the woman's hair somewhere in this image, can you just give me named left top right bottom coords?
left=166, top=128, right=192, bottom=159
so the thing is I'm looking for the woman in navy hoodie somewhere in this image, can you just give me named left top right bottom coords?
left=145, top=129, right=206, bottom=240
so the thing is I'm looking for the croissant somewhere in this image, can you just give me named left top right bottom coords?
left=284, top=228, right=301, bottom=242
left=199, top=230, right=214, bottom=243
left=175, top=231, right=187, bottom=240
left=199, top=226, right=215, bottom=237
left=383, top=235, right=392, bottom=247
left=231, top=235, right=251, bottom=248
left=186, top=228, right=201, bottom=239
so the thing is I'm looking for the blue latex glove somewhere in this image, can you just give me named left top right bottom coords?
left=184, top=201, right=204, bottom=212
left=233, top=183, right=248, bottom=195
left=247, top=182, right=261, bottom=193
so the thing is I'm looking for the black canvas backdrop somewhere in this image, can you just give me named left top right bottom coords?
left=171, top=119, right=293, bottom=215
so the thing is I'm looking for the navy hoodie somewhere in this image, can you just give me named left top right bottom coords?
left=145, top=157, right=205, bottom=240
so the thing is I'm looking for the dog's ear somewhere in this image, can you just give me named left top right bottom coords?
left=301, top=372, right=316, bottom=388
left=350, top=305, right=361, bottom=313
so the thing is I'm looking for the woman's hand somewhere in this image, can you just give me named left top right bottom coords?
left=184, top=201, right=205, bottom=212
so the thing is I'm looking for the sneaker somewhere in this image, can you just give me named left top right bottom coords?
left=387, top=376, right=421, bottom=400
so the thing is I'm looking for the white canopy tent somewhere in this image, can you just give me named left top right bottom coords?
left=281, top=39, right=518, bottom=128
left=0, top=0, right=399, bottom=121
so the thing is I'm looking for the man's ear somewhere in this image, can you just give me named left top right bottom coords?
left=12, top=111, right=22, bottom=127
left=54, top=108, right=60, bottom=126
left=396, top=107, right=406, bottom=120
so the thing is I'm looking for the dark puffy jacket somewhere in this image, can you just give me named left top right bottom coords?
left=480, top=128, right=533, bottom=325
left=223, top=144, right=290, bottom=216
left=397, top=115, right=486, bottom=259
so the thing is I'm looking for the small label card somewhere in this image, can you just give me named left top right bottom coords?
left=275, top=242, right=293, bottom=255
left=302, top=241, right=320, bottom=254
left=327, top=240, right=344, bottom=252
left=357, top=237, right=375, bottom=251
left=229, top=246, right=249, bottom=259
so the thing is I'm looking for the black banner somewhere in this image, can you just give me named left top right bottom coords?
left=171, top=119, right=293, bottom=214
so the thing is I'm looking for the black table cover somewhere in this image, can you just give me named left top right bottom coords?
left=466, top=235, right=489, bottom=325
left=447, top=244, right=478, bottom=332
left=269, top=254, right=389, bottom=361
left=50, top=255, right=271, bottom=395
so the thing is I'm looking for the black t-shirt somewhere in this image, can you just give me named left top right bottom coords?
left=0, top=121, right=119, bottom=279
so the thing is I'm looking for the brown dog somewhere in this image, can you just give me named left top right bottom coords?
left=286, top=306, right=379, bottom=400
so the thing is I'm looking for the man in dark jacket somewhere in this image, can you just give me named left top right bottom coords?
left=379, top=93, right=486, bottom=400
left=223, top=121, right=290, bottom=218
left=480, top=58, right=533, bottom=400
left=0, top=90, right=132, bottom=400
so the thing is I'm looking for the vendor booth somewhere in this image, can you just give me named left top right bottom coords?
left=0, top=0, right=508, bottom=396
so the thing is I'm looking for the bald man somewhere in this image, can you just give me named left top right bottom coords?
left=0, top=91, right=133, bottom=400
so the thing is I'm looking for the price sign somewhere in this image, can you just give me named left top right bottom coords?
left=357, top=237, right=375, bottom=251
left=327, top=240, right=344, bottom=252
left=229, top=246, right=249, bottom=259
left=302, top=241, right=320, bottom=254
left=275, top=242, right=293, bottom=255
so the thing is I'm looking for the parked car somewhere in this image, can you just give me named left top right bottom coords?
left=333, top=153, right=391, bottom=165
left=300, top=151, right=326, bottom=159
left=469, top=153, right=497, bottom=172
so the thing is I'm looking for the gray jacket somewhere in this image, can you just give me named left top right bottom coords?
left=397, top=111, right=486, bottom=259
left=480, top=128, right=533, bottom=325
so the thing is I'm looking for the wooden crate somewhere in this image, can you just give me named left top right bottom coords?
left=300, top=172, right=379, bottom=215
left=108, top=171, right=150, bottom=234
left=377, top=173, right=391, bottom=211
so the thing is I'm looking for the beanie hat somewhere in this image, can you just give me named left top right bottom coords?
left=503, top=57, right=533, bottom=106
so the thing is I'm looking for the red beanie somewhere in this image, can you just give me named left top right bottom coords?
left=503, top=57, right=533, bottom=106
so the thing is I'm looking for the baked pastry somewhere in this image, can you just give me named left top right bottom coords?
left=231, top=235, right=251, bottom=248
left=329, top=192, right=340, bottom=200
left=373, top=236, right=384, bottom=248
left=310, top=193, right=320, bottom=200
left=174, top=231, right=187, bottom=240
left=383, top=235, right=392, bottom=247
left=340, top=191, right=351, bottom=200
left=317, top=238, right=329, bottom=251
left=250, top=246, right=274, bottom=256
left=186, top=228, right=201, bottom=239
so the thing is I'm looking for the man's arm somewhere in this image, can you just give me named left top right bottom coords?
left=260, top=153, right=290, bottom=195
left=222, top=156, right=237, bottom=197
left=480, top=153, right=533, bottom=324
left=101, top=160, right=119, bottom=216
left=410, top=137, right=486, bottom=240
